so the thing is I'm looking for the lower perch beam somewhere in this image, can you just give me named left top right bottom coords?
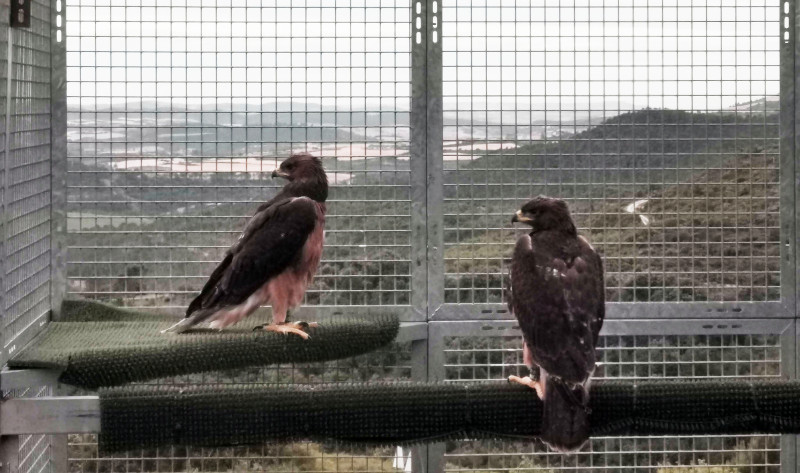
left=3, top=380, right=800, bottom=453
left=1, top=396, right=100, bottom=435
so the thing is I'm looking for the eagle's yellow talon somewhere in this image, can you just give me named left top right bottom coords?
left=259, top=324, right=311, bottom=339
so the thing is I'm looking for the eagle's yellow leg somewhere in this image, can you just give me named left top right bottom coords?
left=508, top=375, right=545, bottom=400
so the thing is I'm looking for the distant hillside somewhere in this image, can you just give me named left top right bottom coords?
left=442, top=108, right=780, bottom=254
left=64, top=106, right=782, bottom=308
left=589, top=148, right=780, bottom=302
left=728, top=96, right=779, bottom=112
left=444, top=145, right=780, bottom=303
left=67, top=99, right=411, bottom=158
left=446, top=108, right=778, bottom=200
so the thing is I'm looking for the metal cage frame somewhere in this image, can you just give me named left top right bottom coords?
left=0, top=1, right=797, bottom=472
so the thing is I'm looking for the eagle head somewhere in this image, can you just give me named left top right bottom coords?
left=512, top=195, right=576, bottom=234
left=272, top=153, right=325, bottom=181
left=272, top=153, right=328, bottom=202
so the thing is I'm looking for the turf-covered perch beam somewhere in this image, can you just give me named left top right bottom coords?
left=12, top=380, right=791, bottom=453
left=7, top=300, right=402, bottom=389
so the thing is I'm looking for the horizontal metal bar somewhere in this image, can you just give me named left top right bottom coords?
left=67, top=214, right=411, bottom=219
left=433, top=301, right=794, bottom=320
left=68, top=201, right=411, bottom=206
left=67, top=287, right=410, bottom=295
left=68, top=230, right=411, bottom=236
left=67, top=259, right=409, bottom=265
left=0, top=396, right=100, bottom=435
left=0, top=368, right=62, bottom=392
left=67, top=245, right=407, bottom=251
left=67, top=275, right=412, bottom=282
left=64, top=184, right=408, bottom=189
left=395, top=322, right=427, bottom=343
left=429, top=318, right=794, bottom=339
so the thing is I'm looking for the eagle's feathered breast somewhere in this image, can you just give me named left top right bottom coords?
left=263, top=201, right=326, bottom=309
left=511, top=231, right=604, bottom=385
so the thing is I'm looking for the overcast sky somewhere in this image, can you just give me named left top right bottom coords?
left=66, top=1, right=782, bottom=112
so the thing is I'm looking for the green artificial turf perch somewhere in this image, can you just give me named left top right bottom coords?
left=98, top=380, right=800, bottom=453
left=8, top=299, right=400, bottom=389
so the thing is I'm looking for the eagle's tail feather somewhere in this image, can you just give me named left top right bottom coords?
left=540, top=376, right=590, bottom=453
left=161, top=309, right=214, bottom=334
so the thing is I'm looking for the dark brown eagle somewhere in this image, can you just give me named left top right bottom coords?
left=507, top=196, right=604, bottom=452
left=163, top=153, right=328, bottom=338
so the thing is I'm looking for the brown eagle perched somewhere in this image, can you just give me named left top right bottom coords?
left=507, top=196, right=604, bottom=452
left=163, top=153, right=327, bottom=338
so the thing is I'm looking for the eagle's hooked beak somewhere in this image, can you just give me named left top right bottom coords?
left=512, top=210, right=533, bottom=224
left=272, top=169, right=290, bottom=179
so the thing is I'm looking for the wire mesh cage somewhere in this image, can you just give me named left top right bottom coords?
left=65, top=1, right=415, bottom=314
left=0, top=0, right=794, bottom=472
left=440, top=1, right=783, bottom=306
left=433, top=319, right=791, bottom=473
left=1, top=0, right=53, bottom=366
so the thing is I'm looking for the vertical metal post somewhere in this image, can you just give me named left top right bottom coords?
left=48, top=384, right=69, bottom=472
left=782, top=320, right=797, bottom=473
left=49, top=0, right=69, bottom=470
left=788, top=2, right=800, bottom=472
left=426, top=322, right=446, bottom=473
left=410, top=0, right=429, bottom=322
left=0, top=4, right=15, bottom=471
left=49, top=0, right=66, bottom=320
left=0, top=0, right=6, bottom=372
left=0, top=6, right=12, bottom=369
left=425, top=0, right=444, bottom=317
left=790, top=0, right=800, bottom=467
left=782, top=0, right=797, bottom=321
left=410, top=337, right=428, bottom=473
left=420, top=0, right=445, bottom=470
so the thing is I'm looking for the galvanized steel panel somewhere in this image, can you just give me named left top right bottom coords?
left=2, top=0, right=52, bottom=364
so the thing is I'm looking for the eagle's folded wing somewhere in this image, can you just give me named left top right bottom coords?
left=186, top=197, right=319, bottom=317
